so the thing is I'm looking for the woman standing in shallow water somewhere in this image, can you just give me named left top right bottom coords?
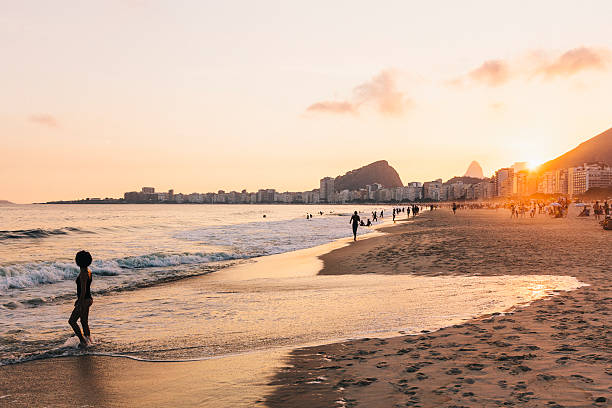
left=69, top=250, right=93, bottom=347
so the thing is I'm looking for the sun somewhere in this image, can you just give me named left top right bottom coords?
left=527, top=160, right=542, bottom=171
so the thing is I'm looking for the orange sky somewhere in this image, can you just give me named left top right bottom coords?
left=2, top=1, right=612, bottom=203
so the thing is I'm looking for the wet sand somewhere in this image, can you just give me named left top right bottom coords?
left=266, top=209, right=611, bottom=407
left=1, top=210, right=608, bottom=407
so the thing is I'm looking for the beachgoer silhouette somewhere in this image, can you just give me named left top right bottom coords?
left=366, top=219, right=372, bottom=226
left=69, top=250, right=93, bottom=348
left=350, top=211, right=360, bottom=241
left=452, top=202, right=457, bottom=215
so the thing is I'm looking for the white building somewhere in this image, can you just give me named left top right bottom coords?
left=568, top=163, right=612, bottom=196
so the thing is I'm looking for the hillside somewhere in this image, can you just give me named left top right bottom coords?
left=445, top=176, right=486, bottom=185
left=538, top=127, right=612, bottom=173
left=335, top=160, right=403, bottom=191
left=0, top=200, right=14, bottom=205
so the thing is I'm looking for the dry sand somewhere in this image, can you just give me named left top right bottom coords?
left=265, top=209, right=611, bottom=408
left=0, top=209, right=609, bottom=407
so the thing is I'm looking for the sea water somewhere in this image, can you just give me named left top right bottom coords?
left=0, top=204, right=584, bottom=367
left=0, top=203, right=393, bottom=363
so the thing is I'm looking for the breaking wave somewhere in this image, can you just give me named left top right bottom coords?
left=0, top=227, right=91, bottom=240
left=0, top=252, right=241, bottom=293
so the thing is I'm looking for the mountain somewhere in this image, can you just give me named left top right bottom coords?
left=0, top=200, right=14, bottom=205
left=538, top=127, right=612, bottom=173
left=335, top=160, right=403, bottom=191
left=445, top=176, right=487, bottom=185
left=463, top=161, right=484, bottom=179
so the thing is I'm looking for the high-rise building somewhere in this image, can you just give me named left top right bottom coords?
left=495, top=168, right=514, bottom=197
left=568, top=163, right=612, bottom=196
left=554, top=169, right=568, bottom=194
left=423, top=179, right=442, bottom=201
left=515, top=170, right=530, bottom=196
left=319, top=177, right=335, bottom=203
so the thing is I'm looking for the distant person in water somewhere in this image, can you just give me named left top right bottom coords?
left=69, top=250, right=93, bottom=348
left=452, top=202, right=457, bottom=215
left=366, top=219, right=372, bottom=227
left=350, top=211, right=360, bottom=241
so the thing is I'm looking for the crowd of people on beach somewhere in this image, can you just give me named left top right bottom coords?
left=442, top=197, right=611, bottom=229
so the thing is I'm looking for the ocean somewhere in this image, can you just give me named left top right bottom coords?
left=0, top=204, right=583, bottom=368
left=0, top=203, right=391, bottom=363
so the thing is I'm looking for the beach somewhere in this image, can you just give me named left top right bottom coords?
left=267, top=209, right=611, bottom=407
left=0, top=208, right=609, bottom=407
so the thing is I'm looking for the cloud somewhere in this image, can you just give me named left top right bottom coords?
left=467, top=60, right=510, bottom=86
left=306, top=101, right=357, bottom=115
left=538, top=46, right=611, bottom=78
left=28, top=114, right=59, bottom=128
left=453, top=46, right=611, bottom=87
left=306, top=69, right=412, bottom=117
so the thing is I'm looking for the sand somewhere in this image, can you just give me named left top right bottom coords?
left=1, top=209, right=609, bottom=407
left=265, top=209, right=611, bottom=407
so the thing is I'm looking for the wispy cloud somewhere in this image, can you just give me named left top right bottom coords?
left=306, top=70, right=412, bottom=117
left=28, top=114, right=59, bottom=128
left=467, top=60, right=510, bottom=86
left=452, top=46, right=611, bottom=87
left=537, top=46, right=611, bottom=78
left=306, top=101, right=357, bottom=115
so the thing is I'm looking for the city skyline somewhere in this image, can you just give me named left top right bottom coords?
left=42, top=158, right=612, bottom=205
left=3, top=1, right=612, bottom=203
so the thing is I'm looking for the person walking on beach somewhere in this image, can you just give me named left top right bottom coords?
left=594, top=201, right=601, bottom=221
left=69, top=250, right=94, bottom=348
left=350, top=211, right=360, bottom=241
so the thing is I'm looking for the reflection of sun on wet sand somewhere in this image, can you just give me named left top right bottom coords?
left=266, top=209, right=611, bottom=408
left=0, top=209, right=607, bottom=407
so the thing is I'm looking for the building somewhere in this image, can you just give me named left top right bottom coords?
left=515, top=170, right=530, bottom=196
left=423, top=179, right=442, bottom=201
left=141, top=187, right=155, bottom=194
left=554, top=169, right=568, bottom=195
left=319, top=177, right=335, bottom=203
left=495, top=168, right=514, bottom=197
left=568, top=163, right=612, bottom=196
left=256, top=189, right=276, bottom=203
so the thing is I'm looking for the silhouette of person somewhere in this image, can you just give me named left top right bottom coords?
left=350, top=211, right=360, bottom=241
left=69, top=250, right=93, bottom=347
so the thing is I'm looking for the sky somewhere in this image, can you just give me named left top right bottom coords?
left=2, top=1, right=612, bottom=203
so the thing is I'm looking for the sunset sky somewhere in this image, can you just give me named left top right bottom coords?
left=2, top=1, right=612, bottom=203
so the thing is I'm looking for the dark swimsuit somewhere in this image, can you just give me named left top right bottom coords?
left=75, top=274, right=92, bottom=305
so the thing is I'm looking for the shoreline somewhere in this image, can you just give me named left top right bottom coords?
left=1, top=210, right=607, bottom=407
left=265, top=209, right=611, bottom=408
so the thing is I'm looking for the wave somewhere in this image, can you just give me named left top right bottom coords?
left=0, top=252, right=241, bottom=293
left=175, top=216, right=371, bottom=257
left=0, top=227, right=91, bottom=240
